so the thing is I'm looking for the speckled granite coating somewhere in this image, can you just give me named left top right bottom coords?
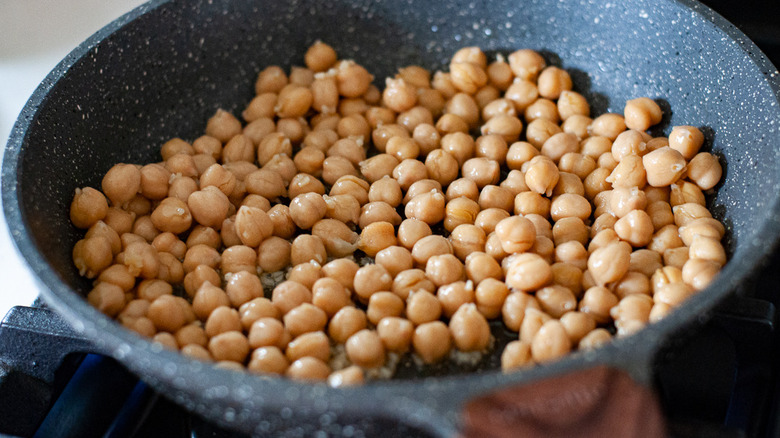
left=3, top=0, right=779, bottom=435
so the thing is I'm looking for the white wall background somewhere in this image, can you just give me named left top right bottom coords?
left=0, top=0, right=147, bottom=318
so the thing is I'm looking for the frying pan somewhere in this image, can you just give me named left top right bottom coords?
left=3, top=0, right=780, bottom=436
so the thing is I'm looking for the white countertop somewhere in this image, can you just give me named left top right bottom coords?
left=0, top=0, right=146, bottom=319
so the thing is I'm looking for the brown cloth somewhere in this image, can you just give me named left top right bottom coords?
left=462, top=365, right=666, bottom=438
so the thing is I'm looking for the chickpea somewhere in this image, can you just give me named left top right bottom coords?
left=304, top=41, right=337, bottom=72
left=617, top=96, right=661, bottom=130
left=578, top=328, right=612, bottom=351
left=668, top=125, right=704, bottom=160
left=507, top=49, right=546, bottom=82
left=413, top=321, right=452, bottom=364
left=405, top=191, right=446, bottom=225
left=345, top=329, right=386, bottom=369
left=328, top=366, right=365, bottom=387
left=286, top=331, right=330, bottom=363
left=613, top=210, right=654, bottom=247
left=284, top=303, right=328, bottom=338
left=589, top=113, right=626, bottom=141
left=367, top=292, right=405, bottom=325
left=359, top=201, right=402, bottom=228
left=359, top=221, right=397, bottom=258
left=237, top=298, right=279, bottom=331
left=686, top=152, right=722, bottom=190
left=465, top=251, right=503, bottom=284
left=353, top=264, right=393, bottom=303
left=525, top=158, right=559, bottom=196
left=360, top=154, right=402, bottom=183
left=642, top=147, right=686, bottom=187
left=398, top=219, right=433, bottom=250
left=460, top=158, right=500, bottom=190
left=87, top=282, right=125, bottom=317
left=375, top=246, right=414, bottom=278
left=248, top=346, right=289, bottom=375
left=73, top=236, right=113, bottom=279
left=323, top=194, right=361, bottom=225
left=670, top=181, right=706, bottom=207
left=286, top=357, right=331, bottom=381
left=449, top=303, right=491, bottom=352
left=513, top=191, right=551, bottom=217
left=494, top=215, right=536, bottom=253
left=505, top=253, right=552, bottom=292
left=587, top=241, right=631, bottom=286
left=525, top=98, right=560, bottom=124
left=266, top=204, right=296, bottom=239
left=682, top=258, right=721, bottom=290
left=610, top=186, right=647, bottom=218
left=501, top=340, right=534, bottom=370
left=426, top=254, right=465, bottom=287
left=531, top=320, right=571, bottom=363
left=537, top=66, right=572, bottom=99
left=375, top=317, right=414, bottom=354
left=335, top=60, right=373, bottom=98
left=444, top=197, right=480, bottom=232
left=222, top=271, right=262, bottom=308
left=288, top=173, right=326, bottom=199
left=392, top=158, right=428, bottom=190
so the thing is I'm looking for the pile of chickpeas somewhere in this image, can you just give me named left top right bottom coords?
left=70, top=42, right=726, bottom=386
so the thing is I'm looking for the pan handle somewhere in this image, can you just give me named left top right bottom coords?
left=375, top=338, right=664, bottom=437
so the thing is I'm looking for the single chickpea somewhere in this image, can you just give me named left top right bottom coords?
left=239, top=298, right=279, bottom=331
left=336, top=60, right=373, bottom=98
left=392, top=268, right=436, bottom=300
left=70, top=187, right=109, bottom=229
left=304, top=41, right=338, bottom=72
left=578, top=286, right=619, bottom=324
left=507, top=49, right=546, bottom=82
left=525, top=98, right=560, bottom=124
left=284, top=303, right=328, bottom=338
left=462, top=157, right=501, bottom=188
left=670, top=181, right=706, bottom=207
left=367, top=292, right=405, bottom=325
left=514, top=191, right=551, bottom=217
left=535, top=285, right=577, bottom=318
left=375, top=246, right=414, bottom=277
left=643, top=147, right=686, bottom=187
left=286, top=357, right=331, bottom=381
left=377, top=317, right=414, bottom=354
left=328, top=366, right=365, bottom=388
left=426, top=254, right=466, bottom=287
left=668, top=125, right=705, bottom=160
left=686, top=152, right=722, bottom=190
left=505, top=253, right=552, bottom=292
left=248, top=346, right=289, bottom=375
left=320, top=258, right=358, bottom=292
left=501, top=340, right=534, bottom=370
left=328, top=307, right=367, bottom=344
left=589, top=113, right=626, bottom=141
left=346, top=329, right=386, bottom=369
left=359, top=201, right=402, bottom=228
left=444, top=197, right=480, bottom=232
left=465, top=251, right=503, bottom=284
left=624, top=97, right=663, bottom=131
left=610, top=186, right=647, bottom=218
left=525, top=158, right=560, bottom=196
left=682, top=258, right=721, bottom=290
left=222, top=271, right=263, bottom=308
left=403, top=289, right=440, bottom=325
left=358, top=221, right=397, bottom=258
left=531, top=320, right=572, bottom=363
left=353, top=264, right=393, bottom=303
left=286, top=331, right=331, bottom=363
left=87, top=282, right=125, bottom=316
left=494, top=215, right=536, bottom=254
left=501, top=291, right=539, bottom=332
left=377, top=158, right=419, bottom=191
left=449, top=303, right=491, bottom=352
left=578, top=328, right=613, bottom=351
left=587, top=241, right=632, bottom=286
left=537, top=66, right=572, bottom=99
left=445, top=178, right=479, bottom=203
left=405, top=190, right=447, bottom=225
left=614, top=210, right=655, bottom=247
left=413, top=321, right=452, bottom=364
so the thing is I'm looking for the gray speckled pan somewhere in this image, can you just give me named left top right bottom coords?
left=3, top=0, right=780, bottom=435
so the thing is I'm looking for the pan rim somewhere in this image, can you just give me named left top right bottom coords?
left=2, top=0, right=780, bottom=433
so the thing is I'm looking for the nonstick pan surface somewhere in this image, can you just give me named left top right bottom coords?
left=3, top=0, right=780, bottom=435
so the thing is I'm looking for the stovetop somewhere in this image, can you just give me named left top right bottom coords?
left=1, top=1, right=780, bottom=437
